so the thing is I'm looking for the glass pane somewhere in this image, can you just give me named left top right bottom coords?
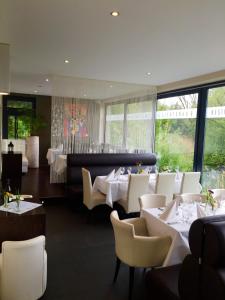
left=8, top=115, right=16, bottom=138
left=126, top=101, right=153, bottom=152
left=105, top=104, right=124, bottom=147
left=202, top=86, right=225, bottom=189
left=155, top=93, right=198, bottom=171
left=7, top=100, right=32, bottom=109
left=17, top=115, right=32, bottom=138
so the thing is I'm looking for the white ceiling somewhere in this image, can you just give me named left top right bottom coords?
left=1, top=0, right=225, bottom=97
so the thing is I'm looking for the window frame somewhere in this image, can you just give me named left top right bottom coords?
left=157, top=80, right=225, bottom=174
left=2, top=95, right=36, bottom=139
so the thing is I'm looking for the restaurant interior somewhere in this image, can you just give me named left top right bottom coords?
left=0, top=1, right=225, bottom=299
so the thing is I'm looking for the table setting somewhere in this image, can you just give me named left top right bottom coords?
left=93, top=167, right=183, bottom=207
left=0, top=192, right=42, bottom=215
left=141, top=193, right=225, bottom=266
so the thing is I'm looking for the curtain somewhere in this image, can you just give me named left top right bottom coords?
left=51, top=97, right=100, bottom=153
left=105, top=92, right=157, bottom=153
left=51, top=96, right=101, bottom=182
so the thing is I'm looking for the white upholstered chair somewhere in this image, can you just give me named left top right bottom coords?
left=155, top=173, right=176, bottom=204
left=180, top=172, right=201, bottom=194
left=139, top=194, right=166, bottom=210
left=181, top=193, right=206, bottom=203
left=118, top=174, right=150, bottom=214
left=110, top=210, right=171, bottom=299
left=0, top=236, right=47, bottom=300
left=82, top=168, right=106, bottom=210
left=211, top=189, right=225, bottom=201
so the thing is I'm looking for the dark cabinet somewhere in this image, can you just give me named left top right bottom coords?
left=1, top=152, right=22, bottom=192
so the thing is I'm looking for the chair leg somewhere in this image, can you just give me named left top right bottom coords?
left=113, top=257, right=121, bottom=283
left=129, top=267, right=135, bottom=300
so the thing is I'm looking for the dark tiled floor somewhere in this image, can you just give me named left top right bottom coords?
left=21, top=167, right=148, bottom=299
left=41, top=203, right=148, bottom=300
left=21, top=167, right=65, bottom=200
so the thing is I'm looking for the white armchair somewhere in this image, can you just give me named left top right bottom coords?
left=0, top=236, right=47, bottom=300
left=180, top=172, right=201, bottom=194
left=110, top=210, right=171, bottom=299
left=155, top=173, right=176, bottom=203
left=181, top=193, right=206, bottom=203
left=82, top=168, right=106, bottom=210
left=118, top=174, right=150, bottom=214
left=139, top=194, right=166, bottom=210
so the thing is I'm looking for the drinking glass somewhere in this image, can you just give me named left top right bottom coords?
left=120, top=167, right=125, bottom=175
left=127, top=167, right=132, bottom=175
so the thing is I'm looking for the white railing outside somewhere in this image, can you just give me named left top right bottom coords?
left=106, top=106, right=225, bottom=121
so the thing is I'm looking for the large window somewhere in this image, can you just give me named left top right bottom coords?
left=156, top=81, right=225, bottom=189
left=202, top=86, right=225, bottom=189
left=126, top=101, right=154, bottom=152
left=3, top=96, right=35, bottom=139
left=105, top=99, right=155, bottom=152
left=155, top=93, right=198, bottom=171
left=105, top=103, right=124, bottom=147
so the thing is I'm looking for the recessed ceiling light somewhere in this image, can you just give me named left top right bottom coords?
left=34, top=90, right=38, bottom=93
left=64, top=59, right=70, bottom=63
left=109, top=85, right=113, bottom=88
left=146, top=72, right=151, bottom=76
left=83, top=94, right=87, bottom=97
left=111, top=11, right=120, bottom=17
left=45, top=78, right=49, bottom=82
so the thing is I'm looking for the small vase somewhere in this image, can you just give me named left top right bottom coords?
left=4, top=195, right=9, bottom=208
left=15, top=200, right=20, bottom=212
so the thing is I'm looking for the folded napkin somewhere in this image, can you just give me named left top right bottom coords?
left=196, top=203, right=206, bottom=218
left=105, top=169, right=115, bottom=182
left=114, top=168, right=122, bottom=179
left=160, top=199, right=177, bottom=222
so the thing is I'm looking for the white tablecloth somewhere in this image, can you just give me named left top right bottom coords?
left=46, top=148, right=63, bottom=165
left=142, top=204, right=225, bottom=266
left=93, top=174, right=182, bottom=207
left=141, top=208, right=190, bottom=266
left=53, top=155, right=67, bottom=175
left=0, top=201, right=42, bottom=215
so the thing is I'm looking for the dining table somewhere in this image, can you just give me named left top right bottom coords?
left=0, top=195, right=46, bottom=252
left=141, top=202, right=225, bottom=266
left=93, top=173, right=183, bottom=207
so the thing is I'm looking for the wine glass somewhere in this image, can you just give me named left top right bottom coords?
left=127, top=167, right=132, bottom=175
left=120, top=167, right=125, bottom=175
left=148, top=166, right=152, bottom=174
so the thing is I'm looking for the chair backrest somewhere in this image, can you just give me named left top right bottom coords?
left=127, top=174, right=150, bottom=213
left=180, top=172, right=201, bottom=194
left=110, top=210, right=134, bottom=264
left=181, top=193, right=206, bottom=203
left=211, top=189, right=225, bottom=201
left=139, top=194, right=166, bottom=210
left=155, top=173, right=176, bottom=203
left=1, top=236, right=46, bottom=300
left=2, top=139, right=26, bottom=156
left=82, top=168, right=93, bottom=209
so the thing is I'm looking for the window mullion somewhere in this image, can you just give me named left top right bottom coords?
left=193, top=88, right=208, bottom=172
left=123, top=103, right=127, bottom=149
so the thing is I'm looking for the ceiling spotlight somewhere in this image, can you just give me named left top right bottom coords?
left=64, top=59, right=70, bottom=63
left=34, top=90, right=38, bottom=93
left=146, top=72, right=151, bottom=76
left=111, top=11, right=120, bottom=17
left=83, top=94, right=87, bottom=97
left=109, top=85, right=113, bottom=88
left=45, top=78, right=49, bottom=82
